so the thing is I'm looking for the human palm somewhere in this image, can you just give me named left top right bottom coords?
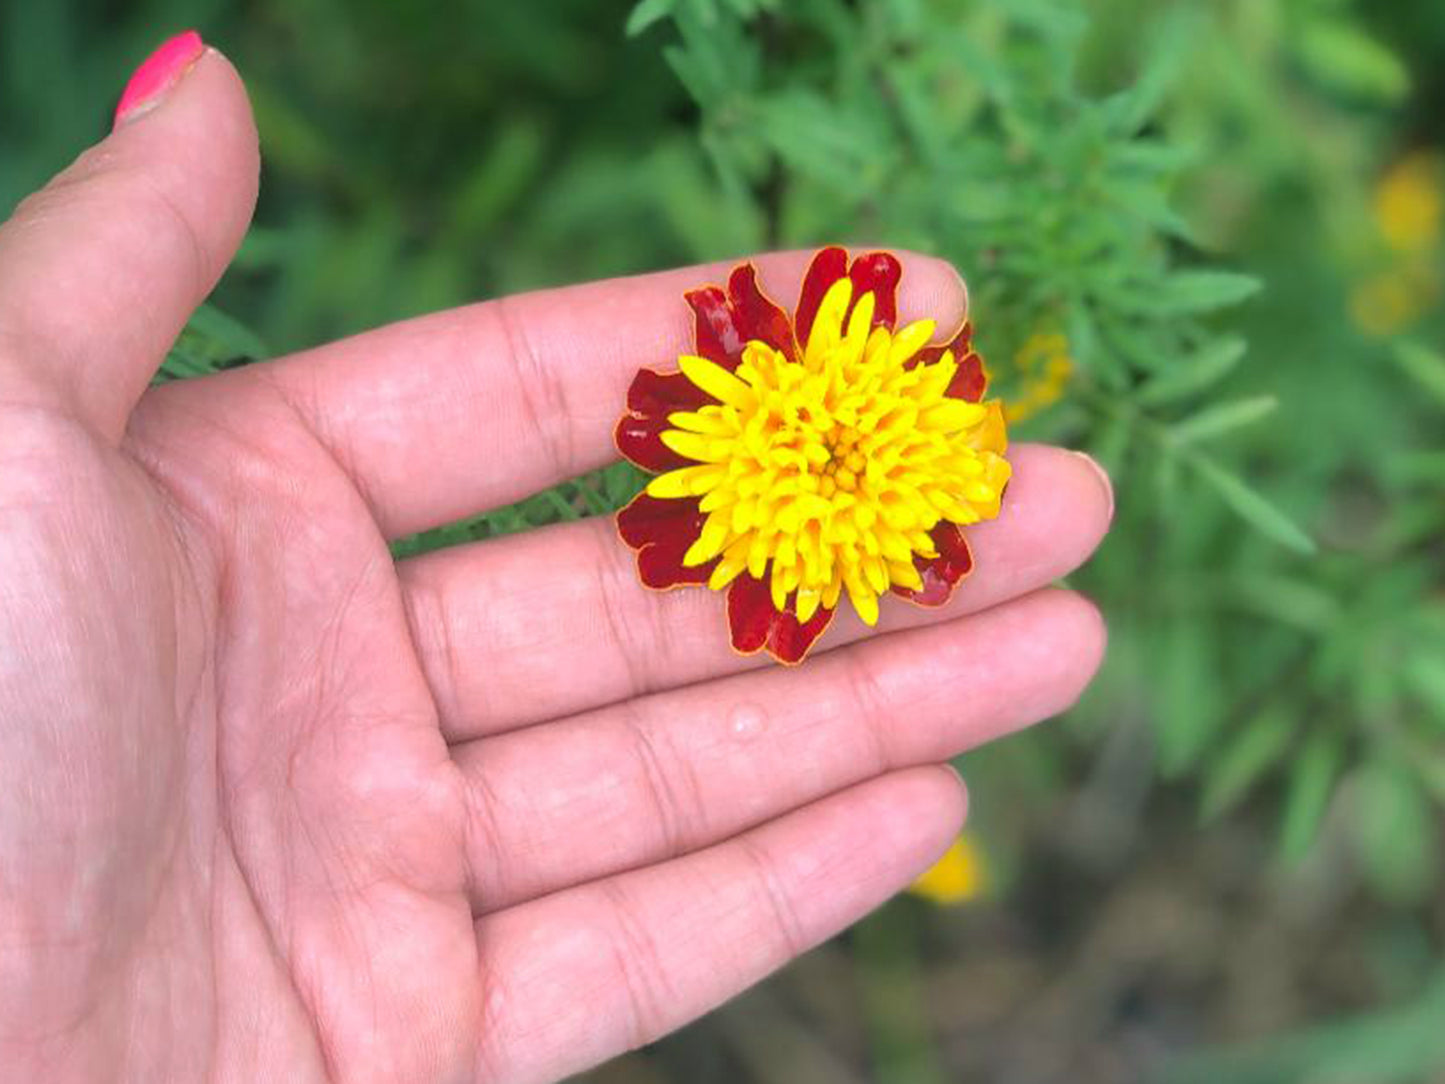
left=0, top=47, right=1110, bottom=1084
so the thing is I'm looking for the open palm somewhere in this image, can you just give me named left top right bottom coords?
left=0, top=49, right=1110, bottom=1084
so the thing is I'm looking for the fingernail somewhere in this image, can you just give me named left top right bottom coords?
left=113, top=30, right=206, bottom=129
left=1070, top=450, right=1115, bottom=523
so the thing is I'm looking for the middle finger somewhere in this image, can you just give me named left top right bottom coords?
left=399, top=443, right=1112, bottom=740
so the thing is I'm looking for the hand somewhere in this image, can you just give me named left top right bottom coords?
left=0, top=44, right=1111, bottom=1084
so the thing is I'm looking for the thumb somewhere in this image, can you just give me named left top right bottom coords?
left=0, top=30, right=259, bottom=441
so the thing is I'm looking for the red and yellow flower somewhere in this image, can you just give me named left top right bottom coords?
left=614, top=247, right=1011, bottom=664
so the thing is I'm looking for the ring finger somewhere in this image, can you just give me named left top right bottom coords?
left=455, top=587, right=1105, bottom=913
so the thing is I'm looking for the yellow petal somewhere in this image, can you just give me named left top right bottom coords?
left=796, top=587, right=823, bottom=623
left=770, top=562, right=790, bottom=611
left=661, top=429, right=725, bottom=463
left=683, top=512, right=731, bottom=566
left=862, top=554, right=889, bottom=595
left=841, top=290, right=876, bottom=363
left=909, top=835, right=987, bottom=905
left=920, top=399, right=986, bottom=432
left=679, top=354, right=757, bottom=410
left=888, top=319, right=936, bottom=366
left=646, top=466, right=712, bottom=499
left=804, top=277, right=853, bottom=366
left=845, top=568, right=879, bottom=627
left=708, top=537, right=753, bottom=591
left=888, top=559, right=924, bottom=591
left=970, top=401, right=1008, bottom=454
left=667, top=409, right=735, bottom=436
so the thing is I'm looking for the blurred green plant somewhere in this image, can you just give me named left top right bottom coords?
left=621, top=0, right=1445, bottom=893
left=6, top=0, right=1444, bottom=1075
left=126, top=0, right=1444, bottom=896
left=1161, top=970, right=1445, bottom=1084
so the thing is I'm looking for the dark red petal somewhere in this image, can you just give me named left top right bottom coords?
left=726, top=573, right=835, bottom=664
left=793, top=246, right=849, bottom=350
left=617, top=492, right=690, bottom=548
left=946, top=349, right=988, bottom=402
left=614, top=414, right=691, bottom=472
left=847, top=251, right=902, bottom=331
left=912, top=321, right=988, bottom=402
left=627, top=368, right=712, bottom=416
left=638, top=541, right=715, bottom=589
left=891, top=523, right=975, bottom=607
left=616, top=367, right=716, bottom=472
left=685, top=285, right=745, bottom=370
left=727, top=264, right=796, bottom=359
left=769, top=604, right=835, bottom=665
left=726, top=573, right=775, bottom=654
left=617, top=493, right=715, bottom=589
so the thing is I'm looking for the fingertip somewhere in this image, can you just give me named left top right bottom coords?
left=109, top=40, right=260, bottom=198
left=0, top=36, right=262, bottom=437
left=1068, top=450, right=1115, bottom=525
left=969, top=444, right=1114, bottom=581
left=890, top=765, right=970, bottom=858
left=1037, top=588, right=1109, bottom=715
left=939, top=762, right=970, bottom=826
left=895, top=251, right=970, bottom=334
left=113, top=30, right=206, bottom=128
left=1071, top=589, right=1109, bottom=680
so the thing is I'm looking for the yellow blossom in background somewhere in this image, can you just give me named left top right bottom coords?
left=1350, top=269, right=1437, bottom=337
left=1375, top=152, right=1442, bottom=254
left=909, top=833, right=988, bottom=905
left=1350, top=151, right=1443, bottom=338
left=1005, top=330, right=1073, bottom=422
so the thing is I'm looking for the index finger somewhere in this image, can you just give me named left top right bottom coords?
left=244, top=250, right=967, bottom=538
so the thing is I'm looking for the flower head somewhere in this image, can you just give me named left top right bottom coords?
left=1005, top=329, right=1073, bottom=423
left=908, top=833, right=988, bottom=905
left=615, top=248, right=1011, bottom=664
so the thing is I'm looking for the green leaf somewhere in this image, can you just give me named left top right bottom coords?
left=1225, top=573, right=1340, bottom=631
left=1189, top=455, right=1316, bottom=554
left=537, top=487, right=583, bottom=522
left=1392, top=342, right=1445, bottom=408
left=159, top=303, right=270, bottom=383
left=1280, top=730, right=1344, bottom=862
left=1162, top=974, right=1445, bottom=1084
left=1294, top=18, right=1411, bottom=106
left=1351, top=761, right=1436, bottom=903
left=626, top=0, right=679, bottom=36
left=1088, top=413, right=1133, bottom=476
left=1405, top=652, right=1445, bottom=728
left=1098, top=8, right=1200, bottom=135
left=184, top=303, right=270, bottom=361
left=1200, top=706, right=1296, bottom=820
left=1138, top=337, right=1247, bottom=405
left=1169, top=395, right=1277, bottom=445
left=1125, top=270, right=1263, bottom=316
left=1155, top=619, right=1223, bottom=776
left=755, top=91, right=894, bottom=195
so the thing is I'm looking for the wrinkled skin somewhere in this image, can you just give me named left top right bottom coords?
left=0, top=48, right=1111, bottom=1084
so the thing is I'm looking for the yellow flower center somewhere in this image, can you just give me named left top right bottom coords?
left=645, top=277, right=1010, bottom=626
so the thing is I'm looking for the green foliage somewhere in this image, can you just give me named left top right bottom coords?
left=1162, top=973, right=1445, bottom=1084
left=121, top=0, right=1443, bottom=884
left=5, top=0, right=1444, bottom=1072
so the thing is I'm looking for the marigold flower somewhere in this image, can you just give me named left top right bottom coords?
left=614, top=247, right=1011, bottom=664
left=1375, top=151, right=1442, bottom=255
left=1005, top=329, right=1073, bottom=423
left=908, top=833, right=988, bottom=905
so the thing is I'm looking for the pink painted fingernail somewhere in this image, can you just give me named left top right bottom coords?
left=113, top=30, right=205, bottom=129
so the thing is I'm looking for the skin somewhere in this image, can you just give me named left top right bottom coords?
left=0, top=49, right=1112, bottom=1084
